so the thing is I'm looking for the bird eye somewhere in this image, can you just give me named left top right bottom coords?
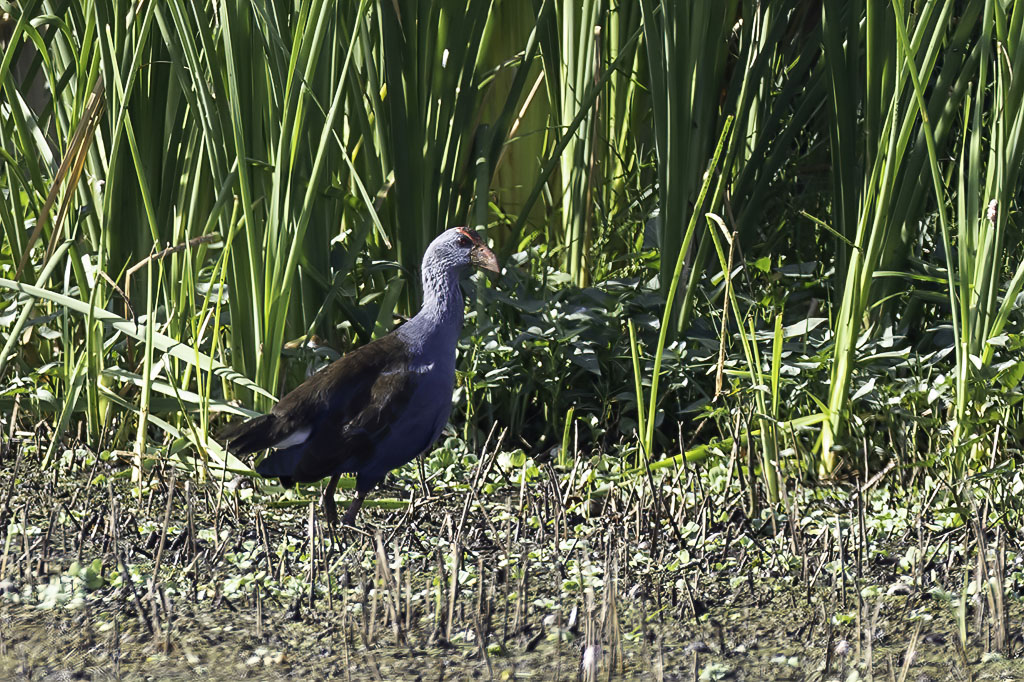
left=457, top=234, right=473, bottom=248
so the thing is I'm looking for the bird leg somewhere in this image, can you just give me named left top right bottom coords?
left=340, top=489, right=368, bottom=527
left=320, top=475, right=340, bottom=526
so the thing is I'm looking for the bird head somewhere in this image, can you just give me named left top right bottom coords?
left=423, top=226, right=500, bottom=278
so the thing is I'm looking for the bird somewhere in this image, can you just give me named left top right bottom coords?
left=220, top=227, right=499, bottom=526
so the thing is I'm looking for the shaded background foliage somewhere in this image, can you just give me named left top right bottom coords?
left=2, top=0, right=1024, bottom=488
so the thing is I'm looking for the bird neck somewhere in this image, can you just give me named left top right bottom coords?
left=398, top=261, right=464, bottom=354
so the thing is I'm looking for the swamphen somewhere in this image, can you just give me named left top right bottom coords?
left=220, top=227, right=499, bottom=525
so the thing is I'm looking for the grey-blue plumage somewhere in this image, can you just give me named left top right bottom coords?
left=219, top=227, right=499, bottom=525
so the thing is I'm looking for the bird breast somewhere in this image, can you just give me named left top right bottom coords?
left=371, top=358, right=454, bottom=470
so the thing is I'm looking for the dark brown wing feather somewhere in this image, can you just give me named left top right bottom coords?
left=289, top=357, right=416, bottom=482
left=271, top=332, right=410, bottom=427
left=222, top=332, right=410, bottom=461
left=244, top=331, right=418, bottom=483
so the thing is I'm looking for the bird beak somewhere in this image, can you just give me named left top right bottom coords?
left=470, top=244, right=500, bottom=277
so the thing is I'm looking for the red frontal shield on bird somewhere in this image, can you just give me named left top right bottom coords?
left=457, top=227, right=500, bottom=277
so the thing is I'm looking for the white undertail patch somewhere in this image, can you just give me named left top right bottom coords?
left=273, top=427, right=311, bottom=449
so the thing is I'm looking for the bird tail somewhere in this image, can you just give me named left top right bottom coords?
left=218, top=414, right=282, bottom=455
left=254, top=447, right=303, bottom=485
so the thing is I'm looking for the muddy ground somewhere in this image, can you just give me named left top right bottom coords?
left=1, top=442, right=1022, bottom=680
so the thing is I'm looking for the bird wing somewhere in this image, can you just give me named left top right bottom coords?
left=270, top=331, right=412, bottom=436
left=257, top=330, right=427, bottom=481
left=223, top=330, right=415, bottom=477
